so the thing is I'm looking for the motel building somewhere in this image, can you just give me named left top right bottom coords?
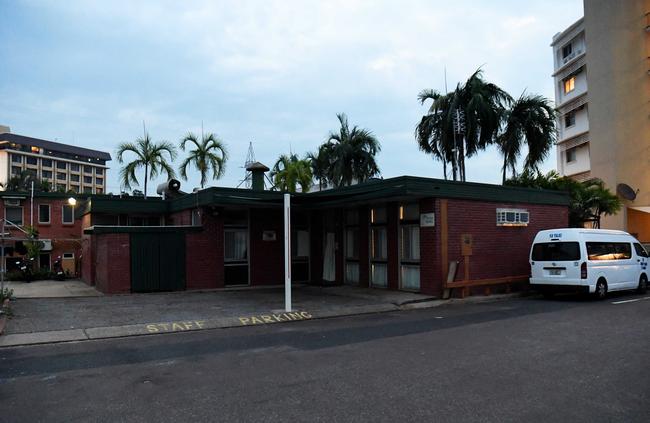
left=1, top=170, right=569, bottom=296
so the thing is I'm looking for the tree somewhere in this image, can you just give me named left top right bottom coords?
left=2, top=171, right=51, bottom=192
left=179, top=132, right=228, bottom=189
left=416, top=69, right=509, bottom=181
left=271, top=153, right=313, bottom=193
left=497, top=93, right=556, bottom=183
left=318, top=113, right=381, bottom=187
left=307, top=144, right=332, bottom=191
left=505, top=170, right=621, bottom=228
left=116, top=133, right=177, bottom=197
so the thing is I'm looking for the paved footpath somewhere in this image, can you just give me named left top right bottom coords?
left=1, top=295, right=649, bottom=422
left=1, top=285, right=450, bottom=347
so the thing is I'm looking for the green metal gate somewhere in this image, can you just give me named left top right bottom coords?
left=130, top=232, right=186, bottom=292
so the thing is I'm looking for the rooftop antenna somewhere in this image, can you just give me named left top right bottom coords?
left=236, top=142, right=257, bottom=188
left=444, top=66, right=448, bottom=94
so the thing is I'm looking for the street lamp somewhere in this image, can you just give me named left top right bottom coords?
left=67, top=197, right=77, bottom=206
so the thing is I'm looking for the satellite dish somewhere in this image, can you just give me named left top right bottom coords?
left=617, top=183, right=638, bottom=201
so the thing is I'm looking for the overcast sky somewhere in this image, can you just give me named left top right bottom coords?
left=1, top=0, right=583, bottom=193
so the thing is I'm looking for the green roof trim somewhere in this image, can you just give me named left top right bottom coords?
left=84, top=225, right=202, bottom=234
left=61, top=175, right=569, bottom=218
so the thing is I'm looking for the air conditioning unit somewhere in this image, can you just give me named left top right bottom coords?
left=39, top=239, right=53, bottom=251
left=4, top=199, right=21, bottom=206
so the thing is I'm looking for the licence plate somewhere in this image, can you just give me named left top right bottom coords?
left=549, top=269, right=562, bottom=276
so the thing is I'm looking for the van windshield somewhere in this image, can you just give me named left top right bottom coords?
left=532, top=242, right=581, bottom=261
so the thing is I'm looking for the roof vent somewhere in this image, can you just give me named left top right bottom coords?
left=245, top=162, right=269, bottom=191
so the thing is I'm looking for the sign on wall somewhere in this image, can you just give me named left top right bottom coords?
left=420, top=212, right=435, bottom=227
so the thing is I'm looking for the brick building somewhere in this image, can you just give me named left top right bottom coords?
left=72, top=176, right=569, bottom=296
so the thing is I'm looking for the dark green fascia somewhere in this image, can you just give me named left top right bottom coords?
left=84, top=225, right=202, bottom=234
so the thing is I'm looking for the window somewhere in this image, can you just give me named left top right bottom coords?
left=70, top=174, right=80, bottom=182
left=63, top=252, right=74, bottom=259
left=96, top=187, right=103, bottom=194
left=345, top=228, right=359, bottom=259
left=564, top=111, right=576, bottom=128
left=84, top=176, right=93, bottom=184
left=564, top=76, right=575, bottom=94
left=62, top=205, right=74, bottom=224
left=11, top=166, right=21, bottom=176
left=11, top=154, right=22, bottom=163
left=532, top=242, right=581, bottom=261
left=57, top=162, right=67, bottom=170
left=83, top=187, right=92, bottom=194
left=191, top=209, right=202, bottom=226
left=566, top=147, right=577, bottom=163
left=42, top=159, right=53, bottom=168
left=401, top=226, right=420, bottom=261
left=84, top=166, right=93, bottom=174
left=371, top=227, right=387, bottom=260
left=25, top=156, right=37, bottom=165
left=587, top=242, right=632, bottom=260
left=95, top=177, right=103, bottom=185
left=38, top=204, right=50, bottom=224
left=70, top=185, right=80, bottom=193
left=42, top=170, right=53, bottom=179
left=371, top=207, right=387, bottom=224
left=70, top=163, right=80, bottom=172
left=562, top=43, right=572, bottom=59
left=634, top=243, right=648, bottom=258
left=496, top=208, right=529, bottom=226
left=225, top=229, right=247, bottom=261
left=5, top=206, right=23, bottom=225
left=95, top=168, right=104, bottom=176
left=57, top=172, right=66, bottom=181
left=400, top=203, right=419, bottom=221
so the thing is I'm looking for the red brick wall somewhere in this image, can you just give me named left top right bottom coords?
left=420, top=198, right=569, bottom=296
left=185, top=210, right=224, bottom=289
left=249, top=208, right=285, bottom=285
left=94, top=233, right=130, bottom=294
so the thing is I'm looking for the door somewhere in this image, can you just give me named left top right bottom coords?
left=130, top=232, right=186, bottom=292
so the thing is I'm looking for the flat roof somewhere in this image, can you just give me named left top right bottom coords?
left=0, top=132, right=112, bottom=161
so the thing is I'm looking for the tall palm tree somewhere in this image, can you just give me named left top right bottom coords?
left=116, top=133, right=177, bottom=197
left=179, top=132, right=228, bottom=189
left=307, top=144, right=332, bottom=190
left=416, top=69, right=510, bottom=181
left=321, top=113, right=381, bottom=187
left=497, top=93, right=556, bottom=183
left=270, top=153, right=313, bottom=193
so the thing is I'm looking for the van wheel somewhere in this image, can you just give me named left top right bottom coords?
left=594, top=279, right=608, bottom=300
left=637, top=275, right=648, bottom=295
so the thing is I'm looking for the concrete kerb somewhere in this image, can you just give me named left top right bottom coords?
left=0, top=292, right=528, bottom=348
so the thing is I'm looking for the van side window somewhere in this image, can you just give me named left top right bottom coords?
left=587, top=242, right=632, bottom=260
left=634, top=243, right=648, bottom=258
left=532, top=242, right=580, bottom=261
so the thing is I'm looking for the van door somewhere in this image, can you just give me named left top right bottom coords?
left=530, top=241, right=582, bottom=281
left=615, top=242, right=636, bottom=288
left=633, top=242, right=648, bottom=286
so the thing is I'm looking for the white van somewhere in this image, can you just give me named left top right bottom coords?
left=529, top=228, right=649, bottom=299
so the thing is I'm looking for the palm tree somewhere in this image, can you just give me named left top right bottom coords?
left=497, top=93, right=556, bottom=183
left=320, top=113, right=381, bottom=187
left=271, top=153, right=313, bottom=193
left=2, top=171, right=51, bottom=192
left=416, top=69, right=510, bottom=181
left=307, top=144, right=332, bottom=190
left=116, top=133, right=177, bottom=197
left=179, top=132, right=228, bottom=189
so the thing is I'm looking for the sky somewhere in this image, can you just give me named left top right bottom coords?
left=0, top=0, right=584, bottom=194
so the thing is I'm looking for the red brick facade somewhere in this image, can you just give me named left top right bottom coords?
left=94, top=233, right=130, bottom=294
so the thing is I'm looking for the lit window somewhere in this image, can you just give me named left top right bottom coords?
left=564, top=77, right=575, bottom=94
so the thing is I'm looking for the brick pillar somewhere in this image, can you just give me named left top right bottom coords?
left=387, top=202, right=400, bottom=290
left=358, top=206, right=370, bottom=287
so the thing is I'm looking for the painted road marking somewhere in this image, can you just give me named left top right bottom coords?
left=145, top=320, right=206, bottom=333
left=611, top=296, right=650, bottom=305
left=239, top=311, right=312, bottom=326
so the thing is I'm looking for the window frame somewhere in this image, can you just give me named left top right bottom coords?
left=38, top=204, right=51, bottom=224
left=496, top=208, right=529, bottom=227
left=62, top=204, right=74, bottom=225
left=563, top=76, right=576, bottom=94
left=4, top=206, right=24, bottom=226
left=564, top=111, right=576, bottom=128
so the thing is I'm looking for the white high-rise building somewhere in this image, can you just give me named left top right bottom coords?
left=551, top=18, right=590, bottom=181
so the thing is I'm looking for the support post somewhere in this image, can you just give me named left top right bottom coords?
left=284, top=193, right=292, bottom=312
